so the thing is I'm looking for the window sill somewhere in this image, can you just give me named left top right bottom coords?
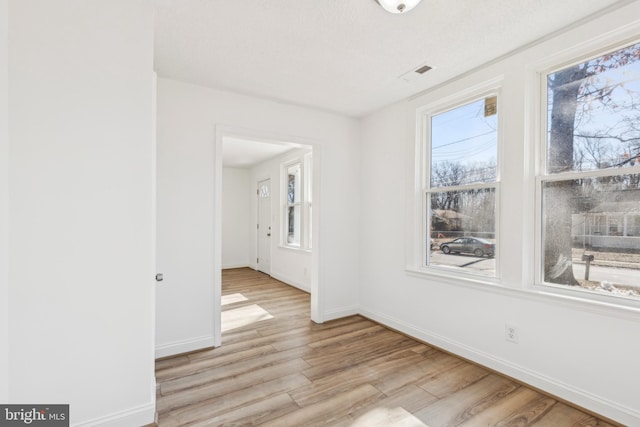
left=406, top=265, right=502, bottom=287
left=279, top=245, right=312, bottom=254
left=405, top=266, right=640, bottom=322
left=533, top=282, right=640, bottom=317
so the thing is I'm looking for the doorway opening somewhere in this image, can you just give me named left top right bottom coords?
left=215, top=127, right=322, bottom=346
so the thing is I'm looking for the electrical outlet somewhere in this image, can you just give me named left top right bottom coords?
left=505, top=324, right=519, bottom=343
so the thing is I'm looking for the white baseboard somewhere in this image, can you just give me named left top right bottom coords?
left=222, top=263, right=250, bottom=270
left=359, top=307, right=640, bottom=427
left=155, top=335, right=215, bottom=359
left=73, top=402, right=155, bottom=427
left=323, top=306, right=358, bottom=322
left=270, top=271, right=310, bottom=293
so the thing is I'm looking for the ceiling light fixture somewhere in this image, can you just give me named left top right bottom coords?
left=375, top=0, right=422, bottom=14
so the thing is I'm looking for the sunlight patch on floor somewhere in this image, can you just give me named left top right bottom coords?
left=349, top=407, right=429, bottom=427
left=221, top=293, right=248, bottom=306
left=221, top=304, right=274, bottom=332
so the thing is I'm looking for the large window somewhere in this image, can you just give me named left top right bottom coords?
left=539, top=41, right=640, bottom=300
left=425, top=95, right=499, bottom=277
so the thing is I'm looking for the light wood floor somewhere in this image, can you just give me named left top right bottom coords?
left=156, top=268, right=618, bottom=426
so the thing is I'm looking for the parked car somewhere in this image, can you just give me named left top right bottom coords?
left=440, top=237, right=495, bottom=257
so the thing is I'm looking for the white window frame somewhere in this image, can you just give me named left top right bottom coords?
left=534, top=38, right=640, bottom=305
left=304, top=151, right=313, bottom=249
left=412, top=82, right=503, bottom=283
left=282, top=152, right=312, bottom=251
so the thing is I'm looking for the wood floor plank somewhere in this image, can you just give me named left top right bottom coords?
left=160, top=346, right=312, bottom=395
left=333, top=406, right=430, bottom=427
left=157, top=358, right=312, bottom=413
left=155, top=268, right=621, bottom=427
left=221, top=303, right=275, bottom=332
left=302, top=327, right=409, bottom=365
left=186, top=332, right=268, bottom=361
left=217, top=328, right=260, bottom=345
left=259, top=383, right=383, bottom=427
left=188, top=393, right=298, bottom=427
left=342, top=384, right=439, bottom=423
left=155, top=355, right=190, bottom=372
left=159, top=374, right=310, bottom=427
left=412, top=374, right=520, bottom=426
left=156, top=344, right=276, bottom=381
left=372, top=349, right=465, bottom=394
left=306, top=324, right=386, bottom=349
left=290, top=349, right=427, bottom=408
left=456, top=386, right=555, bottom=427
left=301, top=336, right=419, bottom=382
left=530, top=402, right=617, bottom=427
left=417, top=360, right=490, bottom=398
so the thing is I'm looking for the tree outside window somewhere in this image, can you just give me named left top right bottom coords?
left=541, top=41, right=640, bottom=299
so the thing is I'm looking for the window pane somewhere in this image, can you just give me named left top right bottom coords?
left=308, top=204, right=312, bottom=249
left=428, top=188, right=496, bottom=276
left=546, top=42, right=640, bottom=174
left=287, top=205, right=301, bottom=246
left=286, top=163, right=301, bottom=247
left=431, top=97, right=498, bottom=187
left=259, top=182, right=270, bottom=198
left=287, top=164, right=301, bottom=204
left=542, top=174, right=640, bottom=298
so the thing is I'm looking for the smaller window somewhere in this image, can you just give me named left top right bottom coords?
left=285, top=163, right=302, bottom=246
left=425, top=95, right=499, bottom=277
left=282, top=152, right=312, bottom=250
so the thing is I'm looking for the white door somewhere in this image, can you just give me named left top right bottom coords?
left=257, top=179, right=271, bottom=274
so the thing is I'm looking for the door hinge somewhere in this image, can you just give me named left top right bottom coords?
left=257, top=258, right=259, bottom=263
left=257, top=223, right=259, bottom=229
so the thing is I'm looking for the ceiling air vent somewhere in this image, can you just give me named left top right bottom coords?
left=399, top=63, right=433, bottom=83
left=414, top=65, right=432, bottom=74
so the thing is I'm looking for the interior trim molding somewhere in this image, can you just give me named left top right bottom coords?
left=322, top=306, right=358, bottom=323
left=359, top=306, right=640, bottom=427
left=155, top=335, right=215, bottom=359
left=270, top=271, right=310, bottom=293
left=73, top=402, right=155, bottom=427
left=221, top=263, right=251, bottom=270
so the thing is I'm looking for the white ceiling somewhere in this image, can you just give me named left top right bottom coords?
left=222, top=137, right=297, bottom=168
left=152, top=0, right=630, bottom=119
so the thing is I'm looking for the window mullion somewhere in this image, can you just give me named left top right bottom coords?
left=427, top=181, right=497, bottom=193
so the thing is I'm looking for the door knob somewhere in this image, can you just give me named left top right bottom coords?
left=156, top=273, right=164, bottom=282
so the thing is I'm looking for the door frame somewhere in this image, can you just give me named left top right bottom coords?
left=214, top=125, right=323, bottom=346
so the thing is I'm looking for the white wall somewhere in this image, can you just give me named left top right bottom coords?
left=156, top=78, right=360, bottom=356
left=359, top=3, right=640, bottom=426
left=8, top=1, right=155, bottom=425
left=249, top=148, right=313, bottom=292
left=222, top=167, right=251, bottom=269
left=0, top=0, right=8, bottom=404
